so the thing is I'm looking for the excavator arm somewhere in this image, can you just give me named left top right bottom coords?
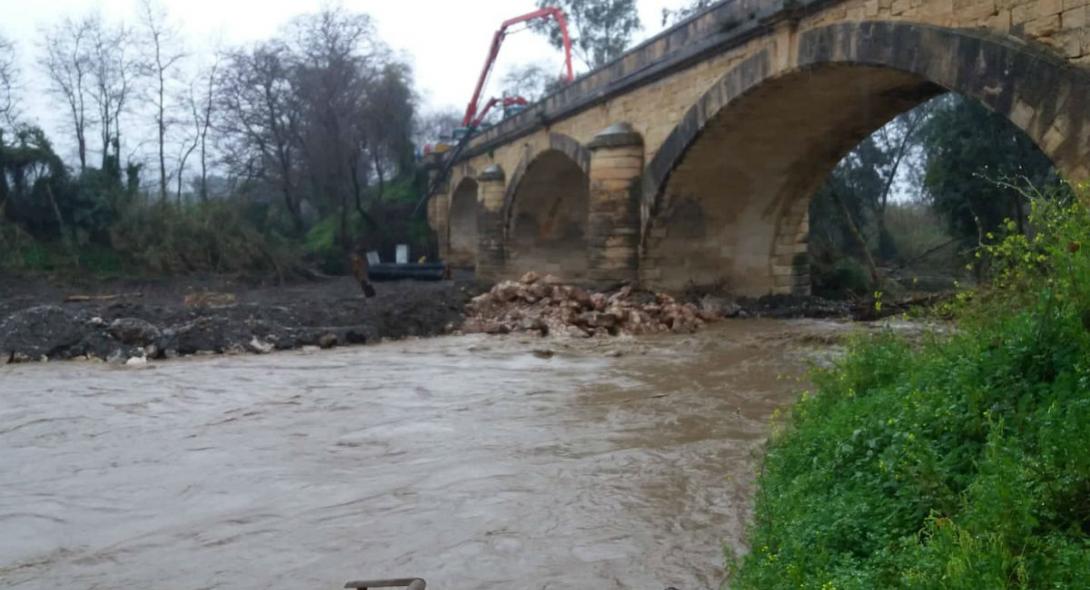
left=413, top=9, right=574, bottom=219
left=462, top=7, right=574, bottom=127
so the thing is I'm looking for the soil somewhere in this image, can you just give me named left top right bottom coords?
left=0, top=272, right=477, bottom=363
left=0, top=269, right=947, bottom=364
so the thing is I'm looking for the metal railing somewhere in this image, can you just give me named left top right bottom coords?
left=344, top=578, right=426, bottom=590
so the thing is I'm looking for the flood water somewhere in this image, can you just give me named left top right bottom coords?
left=0, top=319, right=843, bottom=589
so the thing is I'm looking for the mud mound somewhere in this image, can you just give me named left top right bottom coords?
left=0, top=278, right=472, bottom=364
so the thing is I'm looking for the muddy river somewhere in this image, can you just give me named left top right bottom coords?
left=0, top=319, right=846, bottom=589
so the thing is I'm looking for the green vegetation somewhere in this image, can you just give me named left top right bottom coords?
left=810, top=94, right=1066, bottom=298
left=0, top=5, right=428, bottom=279
left=533, top=0, right=642, bottom=69
left=731, top=189, right=1090, bottom=588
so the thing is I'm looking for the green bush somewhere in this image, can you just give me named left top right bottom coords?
left=109, top=199, right=301, bottom=278
left=731, top=188, right=1090, bottom=589
left=813, top=257, right=873, bottom=299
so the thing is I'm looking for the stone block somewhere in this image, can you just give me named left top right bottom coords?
left=1009, top=99, right=1037, bottom=130
left=772, top=264, right=795, bottom=277
left=991, top=9, right=1013, bottom=31
left=1026, top=14, right=1062, bottom=37
left=1059, top=30, right=1084, bottom=56
left=1063, top=6, right=1088, bottom=29
left=1040, top=0, right=1065, bottom=16
left=591, top=167, right=643, bottom=181
left=639, top=267, right=663, bottom=281
left=1043, top=116, right=1070, bottom=154
left=592, top=179, right=639, bottom=192
left=590, top=155, right=644, bottom=171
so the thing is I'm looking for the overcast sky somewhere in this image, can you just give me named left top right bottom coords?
left=0, top=0, right=686, bottom=158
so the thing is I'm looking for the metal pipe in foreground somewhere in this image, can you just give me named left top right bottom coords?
left=344, top=578, right=426, bottom=590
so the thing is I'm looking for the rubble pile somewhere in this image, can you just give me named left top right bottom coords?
left=462, top=272, right=718, bottom=337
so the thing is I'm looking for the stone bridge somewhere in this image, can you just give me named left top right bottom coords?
left=427, top=0, right=1090, bottom=295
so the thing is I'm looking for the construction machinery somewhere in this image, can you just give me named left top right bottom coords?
left=461, top=7, right=574, bottom=128
left=413, top=8, right=574, bottom=217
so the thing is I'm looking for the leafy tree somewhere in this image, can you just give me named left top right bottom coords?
left=661, top=0, right=715, bottom=26
left=810, top=105, right=930, bottom=290
left=533, top=0, right=641, bottom=69
left=920, top=94, right=1064, bottom=247
left=500, top=62, right=567, bottom=104
left=414, top=108, right=461, bottom=145
left=810, top=135, right=888, bottom=288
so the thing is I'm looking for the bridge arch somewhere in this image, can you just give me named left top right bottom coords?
left=502, top=133, right=592, bottom=280
left=641, top=21, right=1090, bottom=295
left=447, top=176, right=479, bottom=268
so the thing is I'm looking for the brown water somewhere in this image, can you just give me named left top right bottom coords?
left=0, top=319, right=844, bottom=589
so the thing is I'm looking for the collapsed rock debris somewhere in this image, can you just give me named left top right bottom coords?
left=462, top=272, right=722, bottom=337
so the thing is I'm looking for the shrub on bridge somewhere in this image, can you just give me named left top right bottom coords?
left=731, top=187, right=1090, bottom=588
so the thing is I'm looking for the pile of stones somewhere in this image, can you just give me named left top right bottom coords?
left=462, top=272, right=718, bottom=337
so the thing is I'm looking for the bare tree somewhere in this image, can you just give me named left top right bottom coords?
left=138, top=0, right=186, bottom=202
left=192, top=56, right=219, bottom=201
left=41, top=16, right=94, bottom=172
left=86, top=16, right=137, bottom=173
left=288, top=6, right=388, bottom=246
left=175, top=57, right=219, bottom=202
left=217, top=42, right=305, bottom=232
left=175, top=92, right=200, bottom=202
left=214, top=6, right=417, bottom=240
left=0, top=34, right=18, bottom=128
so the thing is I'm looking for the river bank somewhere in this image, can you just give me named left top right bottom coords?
left=0, top=271, right=944, bottom=364
left=0, top=274, right=474, bottom=363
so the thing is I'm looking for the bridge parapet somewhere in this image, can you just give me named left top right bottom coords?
left=462, top=0, right=816, bottom=160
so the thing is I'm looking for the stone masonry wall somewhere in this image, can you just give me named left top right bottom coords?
left=439, top=0, right=1090, bottom=293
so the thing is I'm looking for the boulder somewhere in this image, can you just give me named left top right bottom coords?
left=167, top=316, right=248, bottom=354
left=318, top=333, right=338, bottom=349
left=108, top=317, right=162, bottom=346
left=0, top=306, right=85, bottom=361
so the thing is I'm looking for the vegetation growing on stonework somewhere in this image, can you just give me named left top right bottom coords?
left=731, top=187, right=1090, bottom=588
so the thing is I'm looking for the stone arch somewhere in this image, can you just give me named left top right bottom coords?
left=502, top=132, right=591, bottom=226
left=640, top=21, right=1090, bottom=295
left=447, top=176, right=479, bottom=268
left=503, top=137, right=592, bottom=280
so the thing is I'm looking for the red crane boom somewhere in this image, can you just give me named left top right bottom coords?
left=462, top=7, right=574, bottom=127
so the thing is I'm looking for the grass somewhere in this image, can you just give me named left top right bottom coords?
left=730, top=190, right=1090, bottom=589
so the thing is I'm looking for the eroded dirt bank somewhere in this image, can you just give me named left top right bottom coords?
left=0, top=274, right=474, bottom=363
left=0, top=319, right=853, bottom=589
left=0, top=271, right=931, bottom=364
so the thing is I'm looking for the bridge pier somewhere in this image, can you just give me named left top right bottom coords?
left=586, top=123, right=644, bottom=287
left=428, top=192, right=450, bottom=264
left=475, top=164, right=506, bottom=281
